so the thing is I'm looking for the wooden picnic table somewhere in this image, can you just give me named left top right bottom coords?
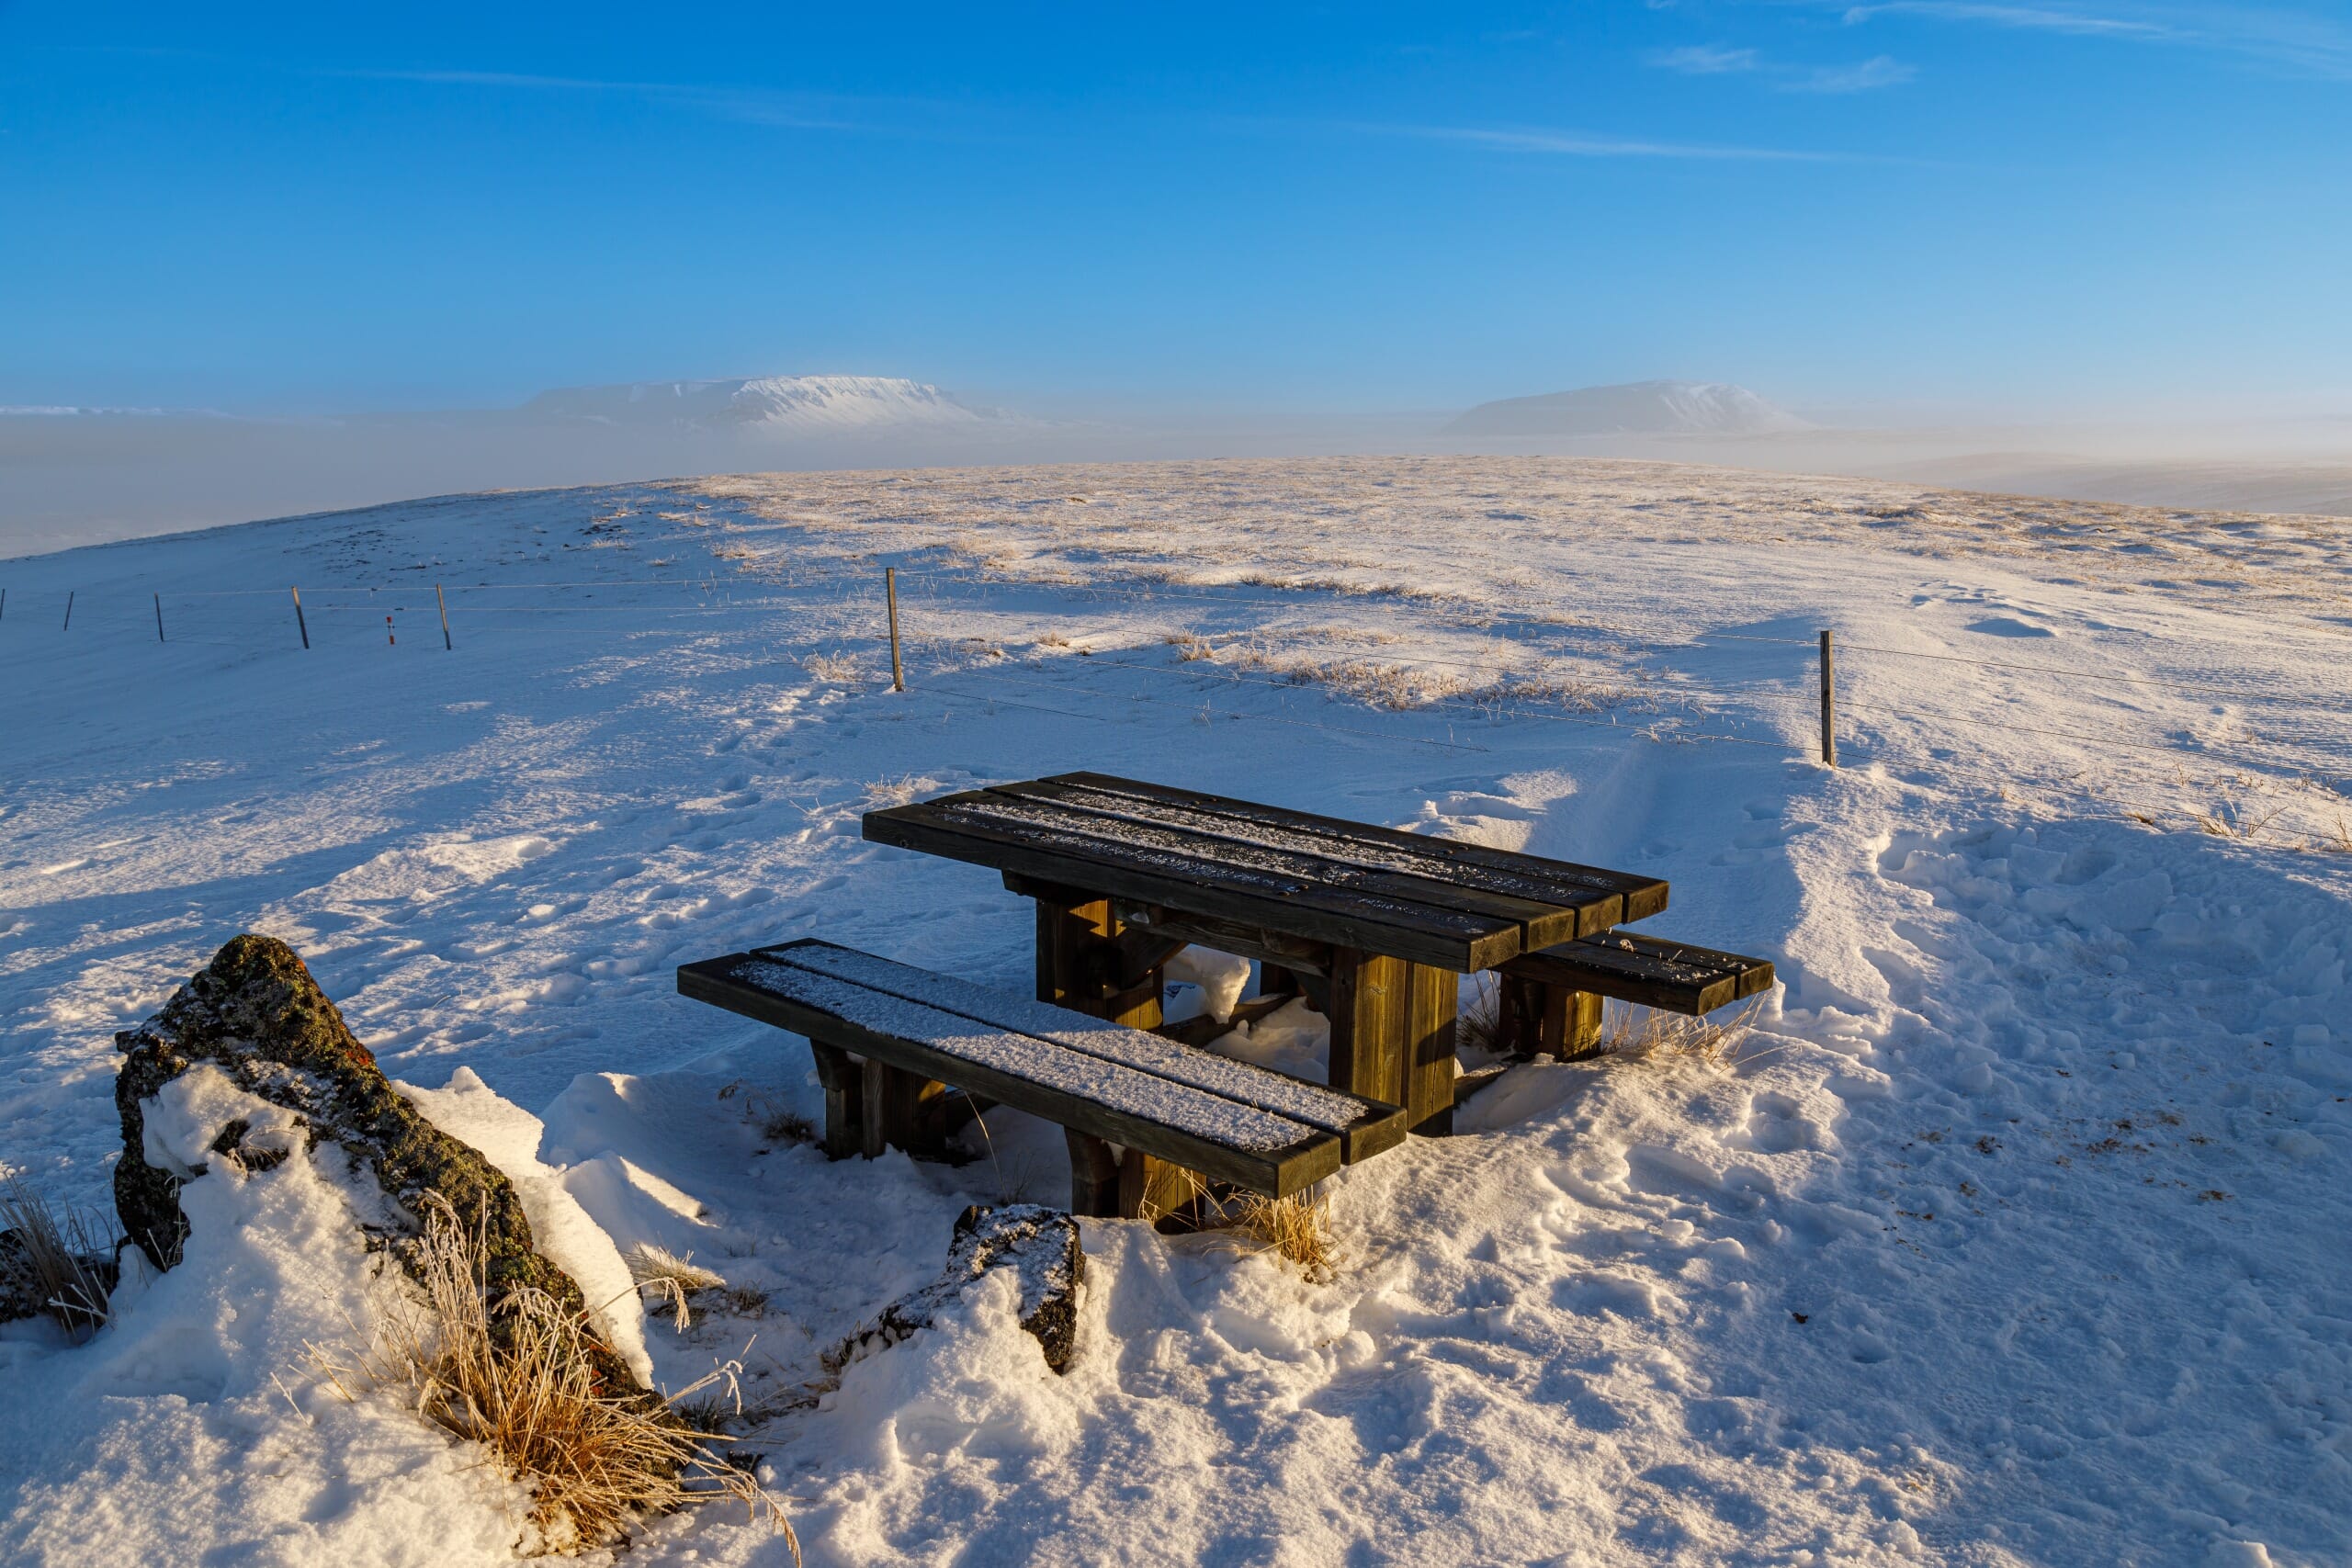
left=862, top=772, right=1672, bottom=1135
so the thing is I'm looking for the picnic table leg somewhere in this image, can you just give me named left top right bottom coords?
left=1324, top=952, right=1456, bottom=1134
left=1405, top=964, right=1458, bottom=1137
left=1035, top=893, right=1164, bottom=1029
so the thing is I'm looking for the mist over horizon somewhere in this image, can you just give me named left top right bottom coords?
left=6, top=368, right=2350, bottom=559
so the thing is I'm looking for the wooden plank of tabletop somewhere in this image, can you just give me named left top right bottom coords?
left=865, top=799, right=1525, bottom=971
left=1050, top=771, right=1668, bottom=927
left=968, top=782, right=1596, bottom=950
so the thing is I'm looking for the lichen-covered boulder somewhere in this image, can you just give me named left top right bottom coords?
left=113, top=933, right=642, bottom=1393
left=828, top=1203, right=1084, bottom=1375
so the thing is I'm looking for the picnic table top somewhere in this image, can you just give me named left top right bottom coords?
left=861, top=772, right=1668, bottom=973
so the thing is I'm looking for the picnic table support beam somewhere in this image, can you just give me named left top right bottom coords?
left=1035, top=892, right=1165, bottom=1030
left=1495, top=975, right=1605, bottom=1060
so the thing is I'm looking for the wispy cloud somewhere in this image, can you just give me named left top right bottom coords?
left=1649, top=44, right=1763, bottom=74
left=1374, top=122, right=1882, bottom=162
left=1838, top=3, right=2165, bottom=37
left=1830, top=3, right=2352, bottom=77
left=336, top=65, right=867, bottom=130
left=1789, top=54, right=1918, bottom=91
left=1646, top=40, right=1915, bottom=93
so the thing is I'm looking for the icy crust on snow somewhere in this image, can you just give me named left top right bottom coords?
left=733, top=959, right=1317, bottom=1152
left=758, top=942, right=1380, bottom=1130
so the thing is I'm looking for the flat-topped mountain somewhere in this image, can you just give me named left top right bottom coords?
left=1447, top=379, right=1804, bottom=437
left=520, top=374, right=1001, bottom=435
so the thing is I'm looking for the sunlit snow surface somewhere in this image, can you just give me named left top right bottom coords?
left=1, top=456, right=2348, bottom=1566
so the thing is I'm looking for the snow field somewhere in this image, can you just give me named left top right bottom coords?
left=0, top=456, right=2346, bottom=1565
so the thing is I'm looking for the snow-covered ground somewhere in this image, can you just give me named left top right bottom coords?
left=1, top=456, right=2347, bottom=1566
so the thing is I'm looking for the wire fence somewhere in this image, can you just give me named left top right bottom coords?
left=4, top=565, right=2347, bottom=799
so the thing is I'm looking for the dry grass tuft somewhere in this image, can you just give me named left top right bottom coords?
left=627, top=1245, right=728, bottom=1332
left=1455, top=973, right=1504, bottom=1059
left=860, top=773, right=941, bottom=810
left=0, top=1179, right=119, bottom=1340
left=1598, top=998, right=1765, bottom=1065
left=801, top=650, right=865, bottom=684
left=759, top=1108, right=818, bottom=1147
left=308, top=1196, right=793, bottom=1560
left=1204, top=1188, right=1338, bottom=1283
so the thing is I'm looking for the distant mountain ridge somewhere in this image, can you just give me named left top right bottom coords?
left=1447, top=380, right=1804, bottom=437
left=520, top=375, right=1001, bottom=435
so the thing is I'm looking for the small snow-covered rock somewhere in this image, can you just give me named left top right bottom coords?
left=827, top=1202, right=1085, bottom=1375
left=110, top=933, right=647, bottom=1394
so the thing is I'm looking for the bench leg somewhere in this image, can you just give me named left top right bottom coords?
left=1064, top=1131, right=1206, bottom=1221
left=808, top=1042, right=864, bottom=1161
left=1326, top=951, right=1458, bottom=1135
left=1067, top=1129, right=1124, bottom=1216
left=862, top=1058, right=944, bottom=1160
left=1037, top=895, right=1164, bottom=1029
left=1555, top=988, right=1604, bottom=1060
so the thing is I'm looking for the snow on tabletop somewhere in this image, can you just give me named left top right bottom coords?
left=732, top=959, right=1317, bottom=1153
left=1, top=457, right=2347, bottom=1565
left=1045, top=775, right=1636, bottom=897
left=929, top=796, right=1506, bottom=935
left=753, top=941, right=1383, bottom=1132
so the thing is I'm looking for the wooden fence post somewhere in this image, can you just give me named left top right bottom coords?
left=436, top=584, right=452, bottom=650
left=1819, top=628, right=1837, bottom=768
left=886, top=566, right=905, bottom=692
left=292, top=587, right=310, bottom=649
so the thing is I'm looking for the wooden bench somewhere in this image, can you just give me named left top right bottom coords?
left=678, top=940, right=1408, bottom=1218
left=1491, top=931, right=1776, bottom=1059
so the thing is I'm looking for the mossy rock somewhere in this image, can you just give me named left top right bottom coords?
left=114, top=933, right=644, bottom=1395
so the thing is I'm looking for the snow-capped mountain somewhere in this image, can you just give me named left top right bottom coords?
left=1446, top=379, right=1805, bottom=437
left=520, top=375, right=1001, bottom=436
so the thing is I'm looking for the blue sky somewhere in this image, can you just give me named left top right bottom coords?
left=4, top=2, right=2349, bottom=417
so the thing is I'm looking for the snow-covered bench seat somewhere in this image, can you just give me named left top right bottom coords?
left=1490, top=932, right=1775, bottom=1058
left=677, top=939, right=1408, bottom=1217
